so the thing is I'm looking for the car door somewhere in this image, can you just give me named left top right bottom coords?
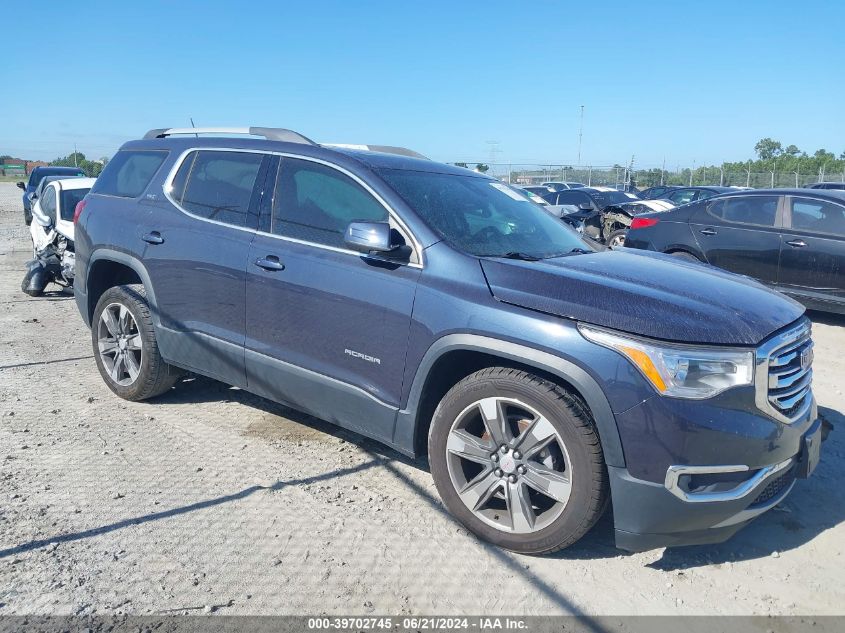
left=690, top=194, right=784, bottom=283
left=778, top=195, right=845, bottom=307
left=244, top=155, right=421, bottom=443
left=142, top=149, right=272, bottom=387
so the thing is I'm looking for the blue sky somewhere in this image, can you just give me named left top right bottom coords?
left=2, top=0, right=843, bottom=168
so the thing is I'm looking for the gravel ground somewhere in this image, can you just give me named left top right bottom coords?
left=0, top=181, right=843, bottom=617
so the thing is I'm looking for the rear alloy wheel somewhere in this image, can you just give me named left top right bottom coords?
left=606, top=229, right=627, bottom=247
left=429, top=368, right=608, bottom=553
left=92, top=284, right=181, bottom=401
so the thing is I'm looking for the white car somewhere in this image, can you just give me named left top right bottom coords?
left=30, top=177, right=95, bottom=250
left=26, top=178, right=95, bottom=292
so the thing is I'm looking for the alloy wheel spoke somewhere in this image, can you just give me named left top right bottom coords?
left=447, top=429, right=494, bottom=465
left=102, top=309, right=121, bottom=338
left=514, top=414, right=557, bottom=458
left=523, top=463, right=572, bottom=504
left=98, top=338, right=119, bottom=355
left=505, top=480, right=536, bottom=532
left=118, top=305, right=131, bottom=334
left=109, top=355, right=123, bottom=382
left=477, top=397, right=511, bottom=446
left=458, top=469, right=501, bottom=511
left=123, top=351, right=141, bottom=382
left=125, top=334, right=143, bottom=351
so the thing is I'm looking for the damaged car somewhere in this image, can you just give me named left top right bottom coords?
left=542, top=186, right=675, bottom=246
left=22, top=177, right=96, bottom=296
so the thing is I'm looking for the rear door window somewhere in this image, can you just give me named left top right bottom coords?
left=790, top=198, right=845, bottom=237
left=92, top=150, right=167, bottom=198
left=553, top=190, right=591, bottom=207
left=667, top=188, right=698, bottom=205
left=41, top=186, right=57, bottom=223
left=707, top=196, right=780, bottom=227
left=170, top=150, right=268, bottom=229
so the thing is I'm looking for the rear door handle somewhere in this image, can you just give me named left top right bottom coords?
left=786, top=239, right=807, bottom=248
left=699, top=228, right=717, bottom=236
left=255, top=255, right=285, bottom=271
left=142, top=231, right=164, bottom=245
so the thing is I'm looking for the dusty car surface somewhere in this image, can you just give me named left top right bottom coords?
left=73, top=127, right=824, bottom=554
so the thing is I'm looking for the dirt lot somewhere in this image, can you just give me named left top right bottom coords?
left=0, top=181, right=844, bottom=617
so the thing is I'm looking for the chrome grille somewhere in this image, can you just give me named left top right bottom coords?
left=755, top=320, right=813, bottom=424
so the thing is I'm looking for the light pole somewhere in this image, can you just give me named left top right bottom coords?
left=577, top=105, right=584, bottom=165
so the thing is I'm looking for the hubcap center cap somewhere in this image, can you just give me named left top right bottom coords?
left=499, top=453, right=517, bottom=474
left=118, top=337, right=127, bottom=351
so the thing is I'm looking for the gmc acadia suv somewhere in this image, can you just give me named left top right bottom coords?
left=73, top=127, right=824, bottom=553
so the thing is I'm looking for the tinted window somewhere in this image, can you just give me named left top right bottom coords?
left=378, top=169, right=589, bottom=259
left=791, top=198, right=845, bottom=237
left=273, top=158, right=387, bottom=248
left=709, top=196, right=779, bottom=226
left=667, top=189, right=697, bottom=205
left=589, top=190, right=639, bottom=206
left=60, top=188, right=90, bottom=221
left=172, top=150, right=265, bottom=228
left=29, top=168, right=84, bottom=190
left=553, top=191, right=591, bottom=206
left=92, top=150, right=167, bottom=198
left=41, top=186, right=57, bottom=223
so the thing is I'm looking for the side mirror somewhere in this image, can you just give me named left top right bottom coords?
left=578, top=202, right=593, bottom=211
left=16, top=182, right=26, bottom=190
left=344, top=221, right=395, bottom=253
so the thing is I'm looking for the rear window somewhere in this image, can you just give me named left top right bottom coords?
left=91, top=150, right=167, bottom=198
left=60, top=188, right=91, bottom=221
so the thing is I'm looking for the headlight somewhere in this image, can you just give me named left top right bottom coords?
left=579, top=325, right=754, bottom=399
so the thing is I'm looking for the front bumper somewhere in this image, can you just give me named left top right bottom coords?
left=611, top=415, right=824, bottom=551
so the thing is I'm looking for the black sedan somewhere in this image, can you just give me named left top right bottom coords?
left=625, top=188, right=845, bottom=314
left=638, top=185, right=681, bottom=200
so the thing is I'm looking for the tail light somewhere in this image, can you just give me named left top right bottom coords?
left=73, top=199, right=88, bottom=224
left=630, top=217, right=659, bottom=230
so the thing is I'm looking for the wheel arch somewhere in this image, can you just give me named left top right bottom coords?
left=396, top=335, right=624, bottom=468
left=86, top=250, right=158, bottom=326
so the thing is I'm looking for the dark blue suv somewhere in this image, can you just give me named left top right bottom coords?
left=18, top=165, right=85, bottom=224
left=73, top=127, right=824, bottom=553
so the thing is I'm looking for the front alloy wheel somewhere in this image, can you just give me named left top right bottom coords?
left=429, top=367, right=608, bottom=554
left=446, top=397, right=572, bottom=534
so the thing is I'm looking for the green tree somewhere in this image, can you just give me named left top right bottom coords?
left=784, top=144, right=800, bottom=156
left=754, top=138, right=783, bottom=161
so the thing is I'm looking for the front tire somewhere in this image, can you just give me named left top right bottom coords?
left=92, top=284, right=180, bottom=401
left=428, top=368, right=608, bottom=554
left=606, top=229, right=627, bottom=247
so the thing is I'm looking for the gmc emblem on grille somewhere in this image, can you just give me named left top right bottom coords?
left=800, top=347, right=813, bottom=371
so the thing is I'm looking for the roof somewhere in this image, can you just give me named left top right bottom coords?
left=122, top=134, right=478, bottom=178
left=32, top=165, right=85, bottom=174
left=54, top=177, right=97, bottom=190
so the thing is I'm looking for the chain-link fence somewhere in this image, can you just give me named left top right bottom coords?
left=454, top=163, right=845, bottom=190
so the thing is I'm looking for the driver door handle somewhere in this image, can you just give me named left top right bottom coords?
left=699, top=228, right=717, bottom=236
left=786, top=239, right=807, bottom=248
left=255, top=255, right=285, bottom=271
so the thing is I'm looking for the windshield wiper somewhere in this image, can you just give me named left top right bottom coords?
left=541, top=247, right=593, bottom=259
left=500, top=251, right=541, bottom=261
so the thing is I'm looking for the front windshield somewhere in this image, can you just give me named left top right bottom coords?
left=378, top=169, right=591, bottom=259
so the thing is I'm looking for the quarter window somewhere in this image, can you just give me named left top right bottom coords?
left=791, top=198, right=845, bottom=237
left=708, top=196, right=779, bottom=227
left=272, top=158, right=387, bottom=248
left=171, top=150, right=266, bottom=228
left=91, top=150, right=167, bottom=198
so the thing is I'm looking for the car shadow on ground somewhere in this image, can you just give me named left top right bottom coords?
left=83, top=373, right=845, bottom=579
left=807, top=309, right=845, bottom=326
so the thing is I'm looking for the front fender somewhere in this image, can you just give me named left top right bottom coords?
left=394, top=334, right=624, bottom=467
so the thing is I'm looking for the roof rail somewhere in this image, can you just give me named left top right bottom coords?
left=321, top=143, right=429, bottom=160
left=142, top=127, right=316, bottom=145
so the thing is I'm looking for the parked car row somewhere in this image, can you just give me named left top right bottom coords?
left=17, top=165, right=85, bottom=224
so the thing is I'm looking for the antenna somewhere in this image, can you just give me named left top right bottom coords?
left=190, top=117, right=198, bottom=138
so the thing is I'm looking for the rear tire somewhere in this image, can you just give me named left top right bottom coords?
left=606, top=229, right=627, bottom=247
left=428, top=367, right=608, bottom=554
left=92, top=284, right=181, bottom=401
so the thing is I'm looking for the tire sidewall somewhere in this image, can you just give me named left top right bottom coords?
left=429, top=372, right=601, bottom=553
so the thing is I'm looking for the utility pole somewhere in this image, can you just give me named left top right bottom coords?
left=660, top=157, right=665, bottom=185
left=74, top=143, right=78, bottom=167
left=690, top=160, right=695, bottom=186
left=577, top=105, right=584, bottom=165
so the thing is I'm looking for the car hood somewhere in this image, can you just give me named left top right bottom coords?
left=480, top=249, right=804, bottom=345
